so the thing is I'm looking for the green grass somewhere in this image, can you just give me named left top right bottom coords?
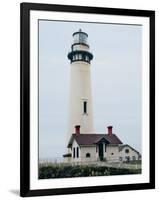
left=123, top=160, right=142, bottom=164
left=39, top=164, right=141, bottom=179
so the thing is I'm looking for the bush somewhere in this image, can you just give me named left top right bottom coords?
left=39, top=164, right=141, bottom=179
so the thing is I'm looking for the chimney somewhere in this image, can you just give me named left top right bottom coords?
left=75, top=125, right=80, bottom=135
left=107, top=126, right=113, bottom=135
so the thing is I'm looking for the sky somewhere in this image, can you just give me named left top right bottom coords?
left=38, top=20, right=142, bottom=161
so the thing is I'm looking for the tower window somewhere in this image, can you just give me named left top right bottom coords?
left=83, top=101, right=87, bottom=114
left=79, top=54, right=82, bottom=60
left=85, top=56, right=89, bottom=61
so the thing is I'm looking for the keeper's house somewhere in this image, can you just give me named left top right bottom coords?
left=63, top=126, right=141, bottom=163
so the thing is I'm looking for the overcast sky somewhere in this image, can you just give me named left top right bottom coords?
left=38, top=20, right=142, bottom=161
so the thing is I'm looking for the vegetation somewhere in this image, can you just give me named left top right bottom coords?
left=124, top=160, right=141, bottom=164
left=39, top=164, right=141, bottom=179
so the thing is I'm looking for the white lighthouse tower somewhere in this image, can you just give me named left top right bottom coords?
left=67, top=29, right=94, bottom=142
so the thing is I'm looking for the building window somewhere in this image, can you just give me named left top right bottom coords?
left=132, top=156, right=136, bottom=161
left=83, top=101, right=87, bottom=114
left=105, top=144, right=106, bottom=152
left=73, top=147, right=75, bottom=158
left=76, top=147, right=79, bottom=158
left=86, top=153, right=91, bottom=158
left=96, top=146, right=98, bottom=153
left=125, top=149, right=129, bottom=153
left=119, top=157, right=123, bottom=161
left=125, top=156, right=130, bottom=162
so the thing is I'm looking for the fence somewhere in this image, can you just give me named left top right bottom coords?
left=39, top=157, right=141, bottom=170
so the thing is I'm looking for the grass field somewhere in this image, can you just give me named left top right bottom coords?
left=39, top=164, right=141, bottom=179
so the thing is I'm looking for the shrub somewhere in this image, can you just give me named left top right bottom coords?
left=39, top=164, right=141, bottom=179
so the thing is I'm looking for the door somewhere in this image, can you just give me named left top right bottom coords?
left=98, top=143, right=103, bottom=161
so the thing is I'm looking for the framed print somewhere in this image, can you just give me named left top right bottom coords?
left=20, top=2, right=155, bottom=197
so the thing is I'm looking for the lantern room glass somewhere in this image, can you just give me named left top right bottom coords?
left=73, top=31, right=88, bottom=45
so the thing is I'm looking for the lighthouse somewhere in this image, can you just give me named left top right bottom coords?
left=67, top=29, right=94, bottom=142
left=63, top=30, right=141, bottom=164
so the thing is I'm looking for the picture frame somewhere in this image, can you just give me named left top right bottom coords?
left=20, top=2, right=155, bottom=197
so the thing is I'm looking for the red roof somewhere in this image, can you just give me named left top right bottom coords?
left=68, top=133, right=123, bottom=147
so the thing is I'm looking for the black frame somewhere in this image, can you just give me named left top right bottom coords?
left=20, top=2, right=155, bottom=197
